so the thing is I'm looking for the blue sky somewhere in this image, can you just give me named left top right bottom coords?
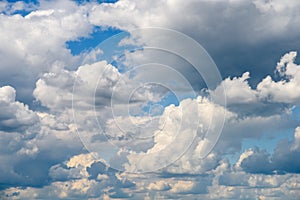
left=0, top=0, right=300, bottom=199
left=66, top=27, right=122, bottom=55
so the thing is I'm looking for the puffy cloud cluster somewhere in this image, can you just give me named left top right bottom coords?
left=88, top=0, right=300, bottom=43
left=3, top=153, right=135, bottom=199
left=87, top=0, right=300, bottom=81
left=2, top=44, right=300, bottom=200
left=211, top=72, right=257, bottom=105
left=211, top=51, right=300, bottom=118
left=258, top=51, right=300, bottom=104
left=1, top=0, right=300, bottom=199
left=0, top=0, right=93, bottom=103
left=239, top=126, right=300, bottom=174
left=4, top=153, right=300, bottom=199
left=124, top=96, right=229, bottom=173
left=0, top=86, right=40, bottom=189
left=0, top=86, right=38, bottom=132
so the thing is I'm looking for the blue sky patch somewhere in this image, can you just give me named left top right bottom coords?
left=66, top=26, right=122, bottom=56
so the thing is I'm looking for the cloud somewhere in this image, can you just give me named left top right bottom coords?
left=88, top=0, right=300, bottom=42
left=0, top=0, right=93, bottom=103
left=0, top=86, right=38, bottom=132
left=87, top=0, right=300, bottom=83
left=147, top=180, right=171, bottom=191
left=2, top=150, right=300, bottom=199
left=169, top=180, right=195, bottom=193
left=2, top=152, right=135, bottom=199
left=258, top=51, right=300, bottom=104
left=239, top=126, right=300, bottom=174
left=0, top=86, right=41, bottom=189
left=124, top=96, right=228, bottom=173
left=211, top=72, right=258, bottom=105
left=2, top=0, right=300, bottom=104
left=1, top=1, right=300, bottom=199
left=239, top=148, right=274, bottom=174
left=32, top=50, right=298, bottom=175
left=0, top=85, right=84, bottom=190
left=0, top=1, right=38, bottom=15
left=205, top=159, right=300, bottom=199
left=210, top=51, right=300, bottom=118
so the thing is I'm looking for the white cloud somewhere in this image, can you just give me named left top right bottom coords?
left=211, top=72, right=258, bottom=105
left=147, top=180, right=170, bottom=191
left=0, top=86, right=41, bottom=188
left=208, top=51, right=300, bottom=119
left=59, top=55, right=297, bottom=173
left=67, top=153, right=98, bottom=169
left=0, top=86, right=38, bottom=132
left=88, top=0, right=300, bottom=44
left=0, top=1, right=7, bottom=13
left=258, top=51, right=300, bottom=104
left=3, top=178, right=101, bottom=200
left=34, top=60, right=164, bottom=112
left=3, top=152, right=135, bottom=199
left=169, top=180, right=195, bottom=193
left=0, top=86, right=16, bottom=102
left=291, top=127, right=300, bottom=150
left=235, top=149, right=254, bottom=169
left=125, top=96, right=229, bottom=173
left=206, top=159, right=300, bottom=199
left=237, top=126, right=300, bottom=174
left=0, top=1, right=37, bottom=15
left=0, top=1, right=93, bottom=102
left=1, top=1, right=300, bottom=199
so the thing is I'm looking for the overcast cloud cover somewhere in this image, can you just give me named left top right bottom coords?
left=0, top=0, right=300, bottom=199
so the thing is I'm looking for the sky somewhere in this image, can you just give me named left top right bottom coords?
left=0, top=0, right=300, bottom=199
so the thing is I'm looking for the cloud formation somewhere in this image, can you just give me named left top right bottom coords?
left=240, top=126, right=300, bottom=174
left=1, top=0, right=300, bottom=199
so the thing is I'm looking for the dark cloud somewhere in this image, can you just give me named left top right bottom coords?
left=87, top=0, right=300, bottom=88
left=241, top=127, right=300, bottom=174
left=240, top=148, right=275, bottom=174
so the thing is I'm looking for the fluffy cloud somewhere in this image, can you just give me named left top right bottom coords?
left=0, top=85, right=82, bottom=190
left=210, top=51, right=300, bottom=118
left=33, top=50, right=299, bottom=175
left=0, top=1, right=37, bottom=15
left=2, top=150, right=300, bottom=199
left=0, top=86, right=40, bottom=189
left=2, top=153, right=135, bottom=199
left=0, top=0, right=93, bottom=103
left=88, top=0, right=300, bottom=43
left=147, top=180, right=171, bottom=191
left=258, top=51, right=300, bottom=104
left=155, top=54, right=300, bottom=174
left=87, top=0, right=300, bottom=82
left=124, top=96, right=228, bottom=173
left=239, top=126, right=300, bottom=174
left=211, top=72, right=258, bottom=105
left=34, top=60, right=165, bottom=111
left=0, top=86, right=38, bottom=132
left=33, top=58, right=174, bottom=171
left=1, top=1, right=300, bottom=199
